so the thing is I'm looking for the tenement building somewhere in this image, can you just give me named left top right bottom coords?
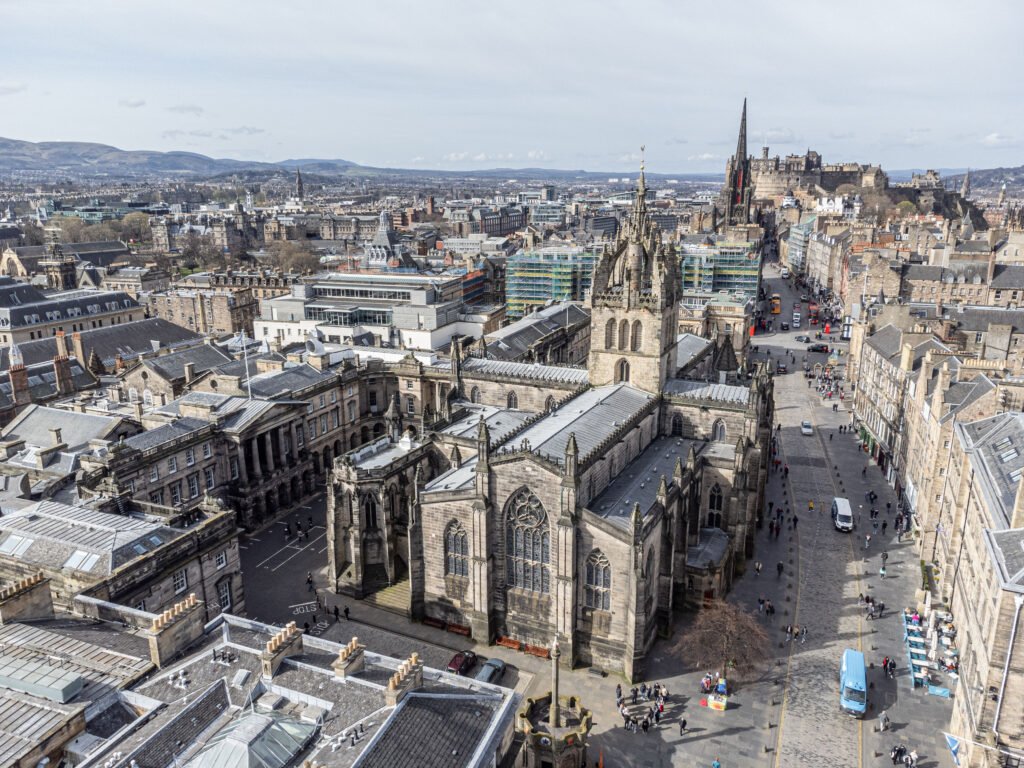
left=325, top=171, right=772, bottom=680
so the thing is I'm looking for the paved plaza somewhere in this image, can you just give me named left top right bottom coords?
left=238, top=265, right=958, bottom=767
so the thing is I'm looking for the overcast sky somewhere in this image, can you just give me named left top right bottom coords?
left=1, top=0, right=1021, bottom=173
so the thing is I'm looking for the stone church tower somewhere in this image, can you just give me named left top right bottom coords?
left=587, top=162, right=680, bottom=393
left=720, top=99, right=752, bottom=228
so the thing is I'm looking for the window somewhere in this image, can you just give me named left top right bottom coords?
left=186, top=447, right=195, bottom=466
left=507, top=391, right=518, bottom=409
left=203, top=442, right=212, bottom=459
left=296, top=425, right=305, bottom=447
left=217, top=580, right=232, bottom=611
left=445, top=521, right=469, bottom=577
left=470, top=386, right=480, bottom=404
left=229, top=457, right=239, bottom=480
left=347, top=401, right=356, bottom=422
left=618, top=319, right=629, bottom=350
left=369, top=391, right=378, bottom=408
left=330, top=390, right=337, bottom=403
left=126, top=478, right=136, bottom=494
left=204, top=467, right=216, bottom=490
left=319, top=394, right=326, bottom=408
left=309, top=419, right=317, bottom=438
left=150, top=465, right=160, bottom=482
left=150, top=490, right=165, bottom=505
left=168, top=456, right=178, bottom=474
left=631, top=320, right=643, bottom=351
left=332, top=410, right=340, bottom=428
left=976, top=332, right=984, bottom=343
left=505, top=489, right=550, bottom=594
left=65, top=550, right=101, bottom=571
left=604, top=319, right=615, bottom=349
left=188, top=474, right=200, bottom=498
left=0, top=534, right=33, bottom=557
left=134, top=599, right=146, bottom=612
left=585, top=550, right=611, bottom=610
left=173, top=569, right=188, bottom=593
left=320, top=415, right=328, bottom=433
left=406, top=396, right=415, bottom=415
left=709, top=483, right=723, bottom=511
left=406, top=380, right=414, bottom=389
left=712, top=419, right=727, bottom=442
left=363, top=495, right=379, bottom=529
left=215, top=550, right=228, bottom=569
left=170, top=481, right=182, bottom=505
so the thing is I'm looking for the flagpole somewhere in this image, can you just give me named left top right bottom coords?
left=943, top=731, right=1024, bottom=765
left=241, top=329, right=253, bottom=401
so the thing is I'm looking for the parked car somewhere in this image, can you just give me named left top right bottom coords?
left=795, top=335, right=812, bottom=343
left=780, top=322, right=790, bottom=331
left=800, top=420, right=814, bottom=435
left=776, top=363, right=788, bottom=374
left=808, top=344, right=830, bottom=353
left=474, top=658, right=507, bottom=684
left=446, top=651, right=478, bottom=675
left=800, top=295, right=810, bottom=301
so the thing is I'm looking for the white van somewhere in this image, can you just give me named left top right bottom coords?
left=792, top=312, right=801, bottom=326
left=832, top=497, right=854, bottom=532
left=781, top=267, right=791, bottom=278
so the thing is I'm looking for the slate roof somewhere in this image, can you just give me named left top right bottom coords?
left=460, top=357, right=589, bottom=385
left=358, top=693, right=504, bottom=768
left=0, top=317, right=203, bottom=372
left=985, top=528, right=1024, bottom=593
left=0, top=278, right=47, bottom=308
left=0, top=500, right=180, bottom=576
left=0, top=357, right=95, bottom=408
left=145, top=344, right=232, bottom=382
left=864, top=324, right=905, bottom=359
left=663, top=379, right=750, bottom=405
left=990, top=264, right=1024, bottom=289
left=0, top=289, right=139, bottom=328
left=483, top=302, right=590, bottom=361
left=676, top=333, right=712, bottom=369
left=123, top=416, right=210, bottom=452
left=958, top=412, right=1024, bottom=528
left=1, top=404, right=122, bottom=451
left=247, top=363, right=335, bottom=398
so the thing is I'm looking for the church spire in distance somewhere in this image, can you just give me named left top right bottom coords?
left=735, top=97, right=748, bottom=168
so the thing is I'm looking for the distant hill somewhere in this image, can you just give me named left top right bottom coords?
left=0, top=136, right=726, bottom=182
left=946, top=165, right=1024, bottom=194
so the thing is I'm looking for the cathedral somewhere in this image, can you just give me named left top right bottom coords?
left=326, top=168, right=773, bottom=680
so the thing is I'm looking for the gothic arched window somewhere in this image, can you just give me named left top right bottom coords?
left=671, top=413, right=683, bottom=436
left=707, top=511, right=722, bottom=528
left=470, top=386, right=480, bottom=404
left=712, top=419, right=727, bottom=442
left=505, top=489, right=550, bottom=594
left=605, top=319, right=616, bottom=349
left=615, top=359, right=630, bottom=383
left=709, top=483, right=723, bottom=512
left=631, top=320, right=643, bottom=352
left=445, top=520, right=469, bottom=577
left=507, top=391, right=518, bottom=409
left=618, top=319, right=629, bottom=350
left=363, top=495, right=379, bottom=529
left=584, top=550, right=611, bottom=610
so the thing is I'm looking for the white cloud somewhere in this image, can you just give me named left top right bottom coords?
left=667, top=137, right=689, bottom=145
left=526, top=149, right=548, bottom=161
left=688, top=152, right=721, bottom=162
left=619, top=152, right=642, bottom=163
left=162, top=129, right=214, bottom=140
left=410, top=156, right=425, bottom=163
left=167, top=104, right=204, bottom=116
left=981, top=132, right=1017, bottom=147
left=764, top=127, right=799, bottom=144
left=118, top=98, right=145, bottom=108
left=0, top=83, right=27, bottom=96
left=226, top=125, right=264, bottom=135
left=443, top=151, right=470, bottom=162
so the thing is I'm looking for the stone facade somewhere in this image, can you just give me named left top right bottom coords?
left=145, top=288, right=258, bottom=337
left=325, top=173, right=772, bottom=681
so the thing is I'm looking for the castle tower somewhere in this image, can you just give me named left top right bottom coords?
left=587, top=155, right=679, bottom=393
left=295, top=169, right=304, bottom=201
left=960, top=168, right=971, bottom=200
left=720, top=99, right=752, bottom=228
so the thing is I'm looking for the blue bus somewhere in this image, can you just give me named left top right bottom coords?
left=839, top=649, right=867, bottom=717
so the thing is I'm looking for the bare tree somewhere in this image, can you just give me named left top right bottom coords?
left=674, top=600, right=769, bottom=682
left=266, top=240, right=320, bottom=274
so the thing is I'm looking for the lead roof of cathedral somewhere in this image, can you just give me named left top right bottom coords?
left=588, top=435, right=695, bottom=529
left=457, top=357, right=589, bottom=385
left=438, top=403, right=532, bottom=444
left=663, top=379, right=750, bottom=405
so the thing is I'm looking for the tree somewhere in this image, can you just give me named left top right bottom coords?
left=56, top=217, right=87, bottom=243
left=120, top=212, right=152, bottom=245
left=266, top=240, right=321, bottom=274
left=673, top=600, right=769, bottom=683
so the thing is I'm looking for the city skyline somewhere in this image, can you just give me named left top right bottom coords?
left=0, top=0, right=1021, bottom=173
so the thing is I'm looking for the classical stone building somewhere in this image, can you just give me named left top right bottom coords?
left=325, top=172, right=772, bottom=680
left=144, top=287, right=258, bottom=337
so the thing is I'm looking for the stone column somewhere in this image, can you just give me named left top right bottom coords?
left=263, top=432, right=275, bottom=473
left=277, top=427, right=288, bottom=467
left=250, top=436, right=262, bottom=478
left=291, top=422, right=301, bottom=459
left=237, top=443, right=249, bottom=485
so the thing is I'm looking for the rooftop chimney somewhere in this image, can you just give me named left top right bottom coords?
left=184, top=362, right=196, bottom=384
left=50, top=427, right=63, bottom=446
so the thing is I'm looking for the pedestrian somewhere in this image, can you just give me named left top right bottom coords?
left=881, top=551, right=888, bottom=565
left=344, top=606, right=350, bottom=620
left=777, top=561, right=784, bottom=578
left=830, top=432, right=833, bottom=440
left=784, top=464, right=789, bottom=477
left=882, top=520, right=888, bottom=535
left=679, top=718, right=688, bottom=735
left=303, top=621, right=310, bottom=632
left=755, top=561, right=763, bottom=576
left=792, top=514, right=799, bottom=530
left=865, top=534, right=871, bottom=549
left=758, top=596, right=765, bottom=613
left=640, top=682, right=648, bottom=701
left=712, top=759, right=721, bottom=768
left=306, top=571, right=314, bottom=592
left=862, top=467, right=867, bottom=477
left=877, top=602, right=886, bottom=620
left=631, top=687, right=638, bottom=704
left=800, top=626, right=808, bottom=644
left=641, top=717, right=650, bottom=735
left=768, top=520, right=775, bottom=538
left=879, top=709, right=890, bottom=732
left=654, top=709, right=661, bottom=725
left=785, top=624, right=793, bottom=642
left=333, top=605, right=340, bottom=622
left=308, top=514, right=313, bottom=528
left=768, top=501, right=775, bottom=514
left=767, top=600, right=775, bottom=619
